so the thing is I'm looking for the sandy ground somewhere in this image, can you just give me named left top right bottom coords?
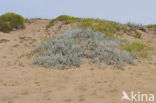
left=0, top=20, right=156, bottom=103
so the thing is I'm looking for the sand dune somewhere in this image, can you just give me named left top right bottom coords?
left=0, top=19, right=156, bottom=103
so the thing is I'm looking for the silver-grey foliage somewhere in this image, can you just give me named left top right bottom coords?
left=34, top=28, right=136, bottom=69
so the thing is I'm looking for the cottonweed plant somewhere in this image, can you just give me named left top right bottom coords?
left=34, top=28, right=136, bottom=69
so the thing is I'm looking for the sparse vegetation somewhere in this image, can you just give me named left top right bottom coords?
left=46, top=15, right=82, bottom=29
left=134, top=31, right=142, bottom=38
left=18, top=54, right=25, bottom=59
left=21, top=90, right=29, bottom=95
left=126, top=22, right=146, bottom=32
left=0, top=12, right=25, bottom=33
left=34, top=28, right=136, bottom=69
left=13, top=44, right=19, bottom=47
left=0, top=39, right=10, bottom=43
left=121, top=41, right=152, bottom=57
left=146, top=24, right=156, bottom=28
left=46, top=15, right=142, bottom=38
left=146, top=24, right=156, bottom=33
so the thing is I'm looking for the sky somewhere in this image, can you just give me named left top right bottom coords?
left=0, top=0, right=155, bottom=24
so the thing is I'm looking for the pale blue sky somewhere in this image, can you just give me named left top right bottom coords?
left=0, top=0, right=155, bottom=24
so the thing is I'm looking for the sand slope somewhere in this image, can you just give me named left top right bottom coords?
left=0, top=20, right=156, bottom=103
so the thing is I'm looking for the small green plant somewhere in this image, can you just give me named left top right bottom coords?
left=46, top=15, right=82, bottom=29
left=46, top=21, right=55, bottom=29
left=0, top=12, right=25, bottom=33
left=146, top=24, right=156, bottom=28
left=13, top=44, right=19, bottom=47
left=21, top=90, right=29, bottom=95
left=18, top=54, right=25, bottom=59
left=0, top=39, right=10, bottom=43
left=80, top=22, right=93, bottom=28
left=134, top=31, right=142, bottom=38
left=146, top=24, right=156, bottom=33
left=121, top=42, right=150, bottom=57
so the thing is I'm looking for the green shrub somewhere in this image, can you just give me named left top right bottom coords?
left=146, top=24, right=156, bottom=32
left=46, top=15, right=82, bottom=29
left=0, top=39, right=10, bottom=43
left=134, top=31, right=142, bottom=38
left=46, top=21, right=55, bottom=29
left=55, top=15, right=81, bottom=23
left=146, top=24, right=156, bottom=28
left=80, top=22, right=93, bottom=28
left=47, top=15, right=141, bottom=38
left=0, top=12, right=25, bottom=33
left=121, top=42, right=149, bottom=57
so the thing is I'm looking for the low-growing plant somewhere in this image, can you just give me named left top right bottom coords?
left=13, top=44, right=19, bottom=47
left=134, top=31, right=142, bottom=38
left=46, top=15, right=82, bottom=29
left=146, top=24, right=156, bottom=33
left=0, top=39, right=10, bottom=43
left=127, top=22, right=146, bottom=32
left=146, top=24, right=156, bottom=28
left=46, top=15, right=142, bottom=38
left=34, top=28, right=137, bottom=69
left=121, top=41, right=151, bottom=57
left=0, top=12, right=25, bottom=33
